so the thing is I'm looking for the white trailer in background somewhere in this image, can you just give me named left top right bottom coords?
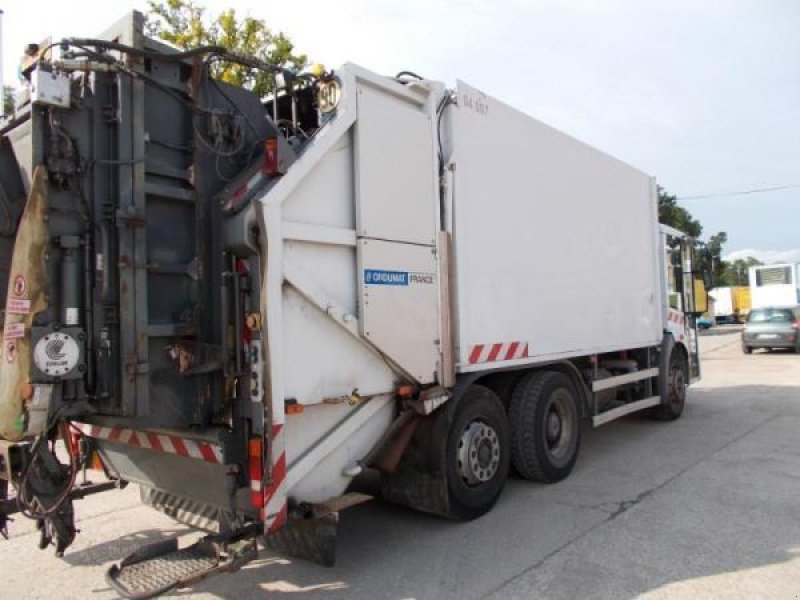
left=710, top=287, right=735, bottom=323
left=749, top=263, right=800, bottom=309
left=0, top=14, right=707, bottom=595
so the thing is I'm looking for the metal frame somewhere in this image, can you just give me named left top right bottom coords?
left=591, top=396, right=661, bottom=426
left=591, top=368, right=660, bottom=392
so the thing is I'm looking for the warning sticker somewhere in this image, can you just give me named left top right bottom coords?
left=3, top=323, right=25, bottom=339
left=5, top=340, right=17, bottom=363
left=13, top=275, right=26, bottom=297
left=6, top=298, right=31, bottom=315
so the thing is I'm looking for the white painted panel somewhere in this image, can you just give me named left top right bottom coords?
left=283, top=287, right=395, bottom=404
left=709, top=288, right=733, bottom=317
left=354, top=82, right=437, bottom=245
left=358, top=238, right=439, bottom=383
left=451, top=81, right=662, bottom=368
left=286, top=397, right=395, bottom=503
left=284, top=241, right=357, bottom=315
left=282, top=131, right=356, bottom=230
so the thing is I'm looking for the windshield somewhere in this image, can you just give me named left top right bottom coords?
left=747, top=308, right=796, bottom=323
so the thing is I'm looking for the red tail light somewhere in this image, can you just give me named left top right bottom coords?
left=792, top=320, right=799, bottom=330
left=248, top=437, right=264, bottom=509
left=264, top=138, right=279, bottom=175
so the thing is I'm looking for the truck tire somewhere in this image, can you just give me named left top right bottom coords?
left=509, top=371, right=581, bottom=483
left=742, top=344, right=752, bottom=354
left=440, top=384, right=510, bottom=520
left=653, top=349, right=687, bottom=421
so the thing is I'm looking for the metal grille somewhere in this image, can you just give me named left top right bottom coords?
left=140, top=487, right=230, bottom=533
left=756, top=266, right=792, bottom=286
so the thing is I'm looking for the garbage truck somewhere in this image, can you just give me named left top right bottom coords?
left=0, top=12, right=707, bottom=597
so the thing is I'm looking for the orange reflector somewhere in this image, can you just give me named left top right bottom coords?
left=396, top=385, right=415, bottom=398
left=286, top=403, right=304, bottom=415
left=248, top=437, right=262, bottom=458
left=90, top=451, right=103, bottom=471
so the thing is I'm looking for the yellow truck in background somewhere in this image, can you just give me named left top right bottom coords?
left=709, top=286, right=752, bottom=324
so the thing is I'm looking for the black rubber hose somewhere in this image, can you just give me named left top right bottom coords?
left=65, top=38, right=283, bottom=75
left=64, top=38, right=227, bottom=61
left=396, top=70, right=424, bottom=80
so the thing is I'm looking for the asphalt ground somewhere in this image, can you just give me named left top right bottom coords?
left=2, top=330, right=799, bottom=599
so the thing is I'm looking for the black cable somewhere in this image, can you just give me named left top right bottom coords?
left=68, top=43, right=201, bottom=113
left=149, top=137, right=191, bottom=152
left=91, top=157, right=145, bottom=166
left=68, top=37, right=284, bottom=79
left=680, top=183, right=800, bottom=200
left=203, top=61, right=260, bottom=136
left=64, top=37, right=227, bottom=62
left=436, top=93, right=456, bottom=174
left=396, top=70, right=424, bottom=81
left=13, top=407, right=78, bottom=520
left=69, top=44, right=253, bottom=161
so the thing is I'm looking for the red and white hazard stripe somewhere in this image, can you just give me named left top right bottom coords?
left=72, top=422, right=223, bottom=464
left=667, top=310, right=685, bottom=325
left=224, top=170, right=265, bottom=212
left=261, top=423, right=288, bottom=533
left=469, top=341, right=530, bottom=365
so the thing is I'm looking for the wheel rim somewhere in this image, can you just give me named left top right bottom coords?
left=457, top=420, right=501, bottom=486
left=668, top=359, right=686, bottom=408
left=542, top=388, right=575, bottom=466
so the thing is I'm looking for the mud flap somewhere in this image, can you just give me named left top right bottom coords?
left=263, top=512, right=339, bottom=567
left=381, top=469, right=451, bottom=518
left=106, top=534, right=257, bottom=599
left=263, top=493, right=372, bottom=567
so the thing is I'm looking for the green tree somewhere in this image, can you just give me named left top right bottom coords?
left=703, top=231, right=728, bottom=285
left=721, top=256, right=762, bottom=286
left=145, top=0, right=306, bottom=96
left=658, top=186, right=731, bottom=285
left=658, top=186, right=702, bottom=237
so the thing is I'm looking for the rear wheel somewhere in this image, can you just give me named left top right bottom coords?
left=742, top=344, right=752, bottom=354
left=509, top=371, right=581, bottom=483
left=442, top=385, right=510, bottom=520
left=379, top=384, right=509, bottom=521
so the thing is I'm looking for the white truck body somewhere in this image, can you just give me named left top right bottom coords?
left=253, top=64, right=695, bottom=516
left=451, top=81, right=662, bottom=368
left=0, top=20, right=703, bottom=586
left=749, top=263, right=800, bottom=309
left=709, top=287, right=734, bottom=319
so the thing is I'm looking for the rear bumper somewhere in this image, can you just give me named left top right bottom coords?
left=742, top=334, right=798, bottom=349
left=72, top=420, right=254, bottom=525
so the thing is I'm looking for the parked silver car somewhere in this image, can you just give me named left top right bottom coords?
left=741, top=307, right=800, bottom=353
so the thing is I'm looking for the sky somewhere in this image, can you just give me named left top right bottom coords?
left=1, top=0, right=798, bottom=261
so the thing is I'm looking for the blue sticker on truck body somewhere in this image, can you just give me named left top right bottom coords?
left=364, top=269, right=408, bottom=285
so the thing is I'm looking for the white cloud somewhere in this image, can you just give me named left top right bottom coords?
left=724, top=249, right=800, bottom=265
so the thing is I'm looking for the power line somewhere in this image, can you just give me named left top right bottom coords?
left=680, top=183, right=800, bottom=200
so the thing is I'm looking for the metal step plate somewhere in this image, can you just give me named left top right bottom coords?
left=107, top=538, right=222, bottom=599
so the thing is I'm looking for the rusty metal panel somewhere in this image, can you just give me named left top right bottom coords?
left=0, top=167, right=50, bottom=440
